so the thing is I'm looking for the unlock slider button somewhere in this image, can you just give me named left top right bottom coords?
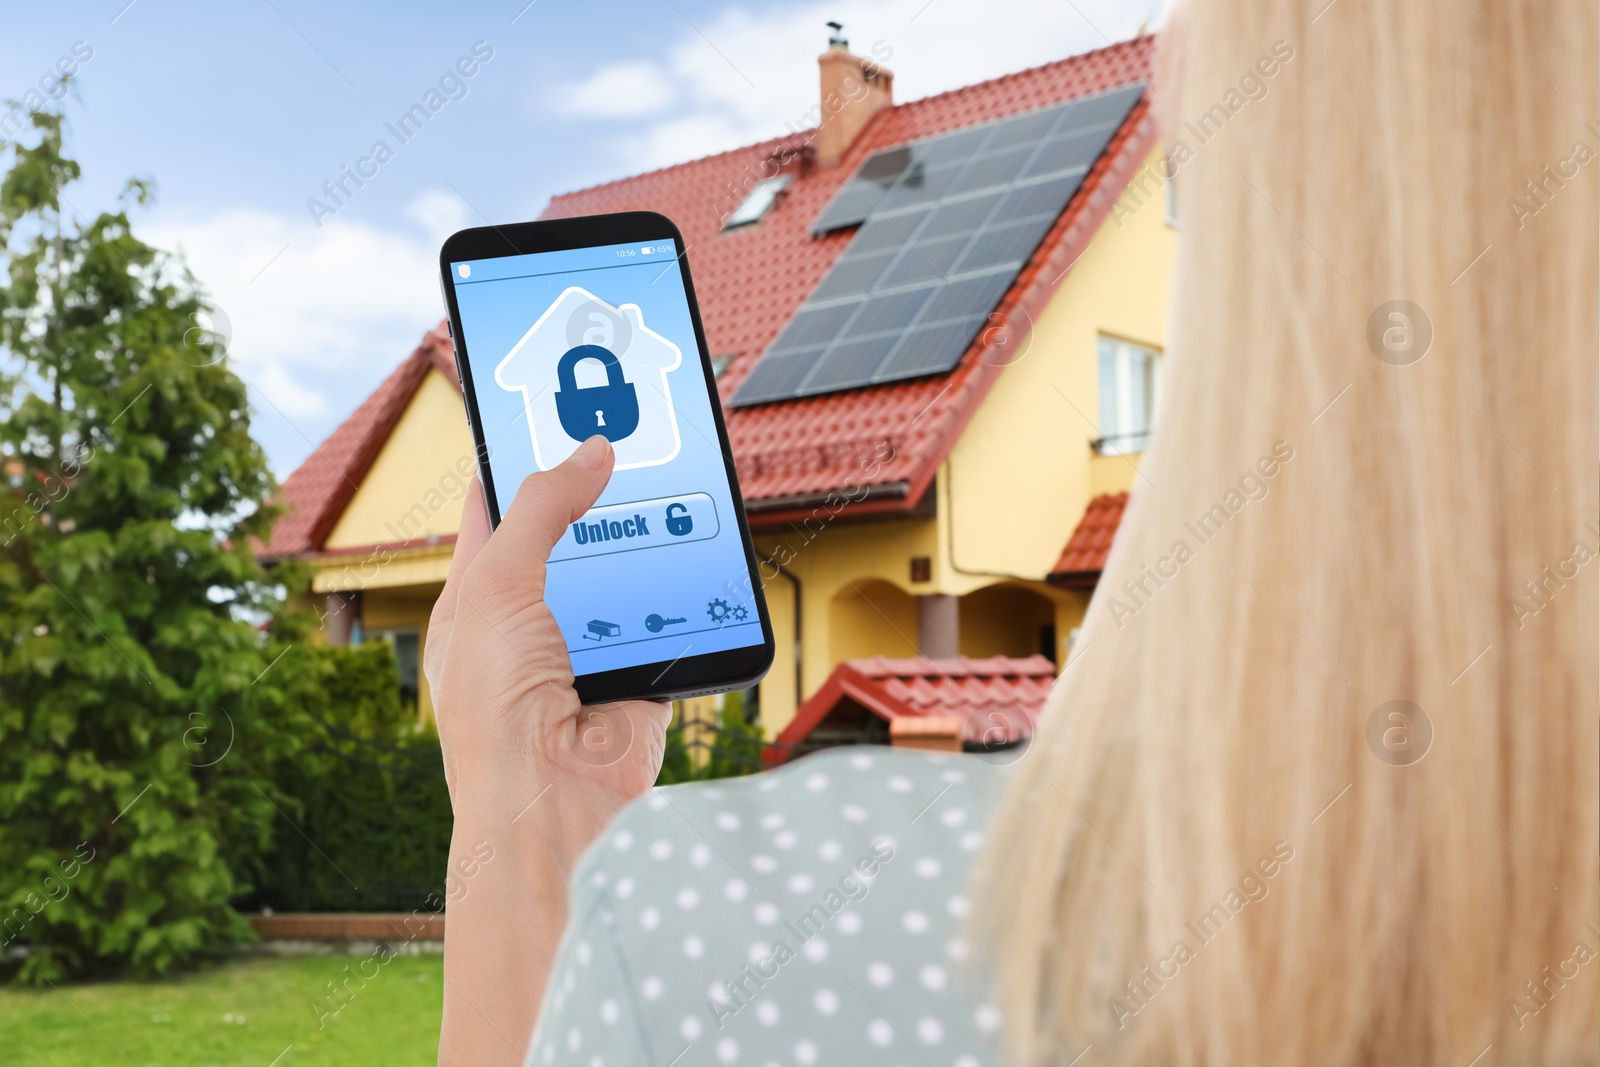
left=548, top=492, right=720, bottom=564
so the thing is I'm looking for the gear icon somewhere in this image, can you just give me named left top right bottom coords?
left=706, top=598, right=732, bottom=624
left=731, top=605, right=749, bottom=622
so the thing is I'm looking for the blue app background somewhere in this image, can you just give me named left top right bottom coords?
left=449, top=239, right=763, bottom=675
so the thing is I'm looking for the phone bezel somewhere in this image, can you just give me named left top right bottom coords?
left=438, top=211, right=774, bottom=705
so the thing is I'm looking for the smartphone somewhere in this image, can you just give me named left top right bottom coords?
left=438, top=211, right=773, bottom=705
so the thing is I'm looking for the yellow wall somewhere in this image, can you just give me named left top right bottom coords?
left=752, top=513, right=939, bottom=728
left=829, top=579, right=919, bottom=664
left=1090, top=452, right=1144, bottom=497
left=326, top=369, right=477, bottom=551
left=942, top=145, right=1173, bottom=585
left=749, top=147, right=1173, bottom=735
left=759, top=565, right=798, bottom=727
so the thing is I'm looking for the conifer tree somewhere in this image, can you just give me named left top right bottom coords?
left=0, top=105, right=304, bottom=982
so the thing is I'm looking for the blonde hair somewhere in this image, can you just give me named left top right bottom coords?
left=974, top=3, right=1597, bottom=1064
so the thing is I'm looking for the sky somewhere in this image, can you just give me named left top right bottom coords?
left=0, top=0, right=1163, bottom=476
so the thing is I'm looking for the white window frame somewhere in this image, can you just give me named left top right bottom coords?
left=724, top=174, right=793, bottom=229
left=1096, top=335, right=1161, bottom=456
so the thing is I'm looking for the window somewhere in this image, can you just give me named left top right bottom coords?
left=1096, top=336, right=1161, bottom=455
left=723, top=174, right=793, bottom=229
left=368, top=628, right=421, bottom=705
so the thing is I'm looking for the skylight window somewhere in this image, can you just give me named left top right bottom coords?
left=724, top=174, right=793, bottom=229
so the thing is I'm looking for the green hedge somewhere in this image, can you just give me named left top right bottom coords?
left=232, top=643, right=454, bottom=914
left=656, top=691, right=767, bottom=785
left=244, top=666, right=770, bottom=912
left=245, top=669, right=769, bottom=909
left=232, top=735, right=453, bottom=914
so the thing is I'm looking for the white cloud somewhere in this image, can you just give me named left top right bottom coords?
left=561, top=60, right=679, bottom=118
left=144, top=192, right=458, bottom=430
left=545, top=0, right=1166, bottom=173
left=404, top=188, right=471, bottom=246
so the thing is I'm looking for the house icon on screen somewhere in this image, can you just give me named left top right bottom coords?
left=495, top=286, right=683, bottom=472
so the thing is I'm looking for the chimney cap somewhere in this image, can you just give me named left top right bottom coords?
left=826, top=20, right=847, bottom=48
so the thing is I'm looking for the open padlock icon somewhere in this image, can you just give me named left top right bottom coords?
left=665, top=502, right=693, bottom=536
left=553, top=344, right=640, bottom=443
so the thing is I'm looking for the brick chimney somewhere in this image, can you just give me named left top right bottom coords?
left=816, top=21, right=893, bottom=166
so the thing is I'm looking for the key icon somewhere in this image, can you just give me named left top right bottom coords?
left=645, top=613, right=688, bottom=633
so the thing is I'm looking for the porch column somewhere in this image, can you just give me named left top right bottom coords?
left=916, top=593, right=959, bottom=659
left=326, top=590, right=363, bottom=647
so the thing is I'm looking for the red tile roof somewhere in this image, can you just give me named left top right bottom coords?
left=542, top=36, right=1156, bottom=524
left=771, top=654, right=1057, bottom=761
left=1048, top=491, right=1127, bottom=585
left=262, top=326, right=456, bottom=557
left=264, top=36, right=1156, bottom=555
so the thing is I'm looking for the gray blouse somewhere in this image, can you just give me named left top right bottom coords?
left=523, top=746, right=1017, bottom=1066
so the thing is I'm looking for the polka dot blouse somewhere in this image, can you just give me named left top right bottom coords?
left=523, top=746, right=1015, bottom=1066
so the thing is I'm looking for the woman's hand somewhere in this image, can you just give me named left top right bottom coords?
left=425, top=435, right=671, bottom=1066
left=425, top=434, right=670, bottom=825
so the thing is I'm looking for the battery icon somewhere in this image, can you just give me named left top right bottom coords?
left=641, top=246, right=655, bottom=254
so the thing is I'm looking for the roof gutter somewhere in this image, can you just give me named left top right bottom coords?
left=1046, top=569, right=1102, bottom=590
left=742, top=480, right=914, bottom=528
left=755, top=550, right=802, bottom=720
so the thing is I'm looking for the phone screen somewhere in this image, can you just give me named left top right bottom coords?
left=446, top=237, right=764, bottom=677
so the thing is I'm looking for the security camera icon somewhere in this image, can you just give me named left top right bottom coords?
left=583, top=619, right=622, bottom=642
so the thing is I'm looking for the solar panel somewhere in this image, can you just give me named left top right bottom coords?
left=733, top=82, right=1143, bottom=407
left=809, top=146, right=915, bottom=232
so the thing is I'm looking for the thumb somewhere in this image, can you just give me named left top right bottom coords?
left=485, top=435, right=614, bottom=571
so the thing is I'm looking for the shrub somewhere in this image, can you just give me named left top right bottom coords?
left=656, top=691, right=767, bottom=785
left=234, top=644, right=454, bottom=914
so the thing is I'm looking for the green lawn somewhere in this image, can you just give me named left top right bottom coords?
left=0, top=954, right=444, bottom=1067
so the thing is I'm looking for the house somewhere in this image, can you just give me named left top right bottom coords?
left=261, top=31, right=1172, bottom=737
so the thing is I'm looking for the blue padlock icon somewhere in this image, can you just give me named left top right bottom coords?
left=554, top=345, right=639, bottom=443
left=665, top=502, right=693, bottom=536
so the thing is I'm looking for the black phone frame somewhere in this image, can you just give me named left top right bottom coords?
left=438, top=211, right=774, bottom=705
